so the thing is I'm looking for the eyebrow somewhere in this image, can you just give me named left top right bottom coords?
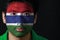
left=12, top=10, right=18, bottom=13
left=22, top=10, right=31, bottom=13
left=6, top=9, right=32, bottom=13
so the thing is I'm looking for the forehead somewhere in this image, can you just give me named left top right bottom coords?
left=6, top=2, right=34, bottom=13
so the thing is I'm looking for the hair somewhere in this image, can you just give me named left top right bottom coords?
left=2, top=0, right=38, bottom=14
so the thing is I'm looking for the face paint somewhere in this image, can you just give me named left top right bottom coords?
left=6, top=13, right=34, bottom=37
left=6, top=13, right=34, bottom=23
left=7, top=25, right=33, bottom=37
left=6, top=2, right=34, bottom=37
left=7, top=2, right=34, bottom=13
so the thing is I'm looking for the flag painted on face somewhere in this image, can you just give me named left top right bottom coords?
left=6, top=13, right=34, bottom=26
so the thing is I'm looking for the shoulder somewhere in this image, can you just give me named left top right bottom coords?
left=36, top=35, right=48, bottom=40
left=0, top=31, right=7, bottom=40
left=32, top=30, right=48, bottom=40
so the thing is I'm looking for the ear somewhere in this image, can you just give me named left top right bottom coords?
left=2, top=12, right=6, bottom=23
left=34, top=13, right=37, bottom=24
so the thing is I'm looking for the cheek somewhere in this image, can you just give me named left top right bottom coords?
left=6, top=16, right=34, bottom=23
left=23, top=25, right=33, bottom=31
left=7, top=26, right=16, bottom=31
left=22, top=16, right=34, bottom=23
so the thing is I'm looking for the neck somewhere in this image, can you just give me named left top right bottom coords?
left=8, top=32, right=31, bottom=40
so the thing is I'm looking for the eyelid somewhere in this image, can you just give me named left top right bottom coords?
left=15, top=13, right=21, bottom=16
left=6, top=13, right=21, bottom=16
left=6, top=13, right=34, bottom=16
left=23, top=12, right=34, bottom=16
left=29, top=13, right=34, bottom=16
left=6, top=13, right=13, bottom=16
left=15, top=13, right=26, bottom=16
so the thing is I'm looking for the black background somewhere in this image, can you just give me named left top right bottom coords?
left=0, top=0, right=59, bottom=40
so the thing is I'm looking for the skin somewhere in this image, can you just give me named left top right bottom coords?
left=2, top=2, right=37, bottom=40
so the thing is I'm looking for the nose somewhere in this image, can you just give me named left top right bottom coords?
left=15, top=16, right=23, bottom=23
left=17, top=23, right=23, bottom=26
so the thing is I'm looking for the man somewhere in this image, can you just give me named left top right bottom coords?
left=0, top=0, right=48, bottom=40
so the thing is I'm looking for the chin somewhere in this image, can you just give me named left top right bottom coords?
left=15, top=34, right=26, bottom=37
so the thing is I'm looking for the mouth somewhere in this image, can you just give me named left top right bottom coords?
left=16, top=27, right=24, bottom=32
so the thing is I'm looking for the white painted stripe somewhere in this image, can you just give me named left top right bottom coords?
left=30, top=13, right=34, bottom=15
left=15, top=13, right=21, bottom=15
left=6, top=13, right=34, bottom=16
left=23, top=23, right=33, bottom=25
left=6, top=23, right=33, bottom=26
left=6, top=13, right=12, bottom=16
left=22, top=13, right=34, bottom=16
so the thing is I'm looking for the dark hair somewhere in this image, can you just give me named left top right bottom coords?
left=2, top=0, right=38, bottom=13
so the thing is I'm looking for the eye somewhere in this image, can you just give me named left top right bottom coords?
left=23, top=12, right=34, bottom=16
left=26, top=12, right=30, bottom=16
left=23, top=12, right=30, bottom=16
left=6, top=13, right=13, bottom=16
left=16, top=13, right=21, bottom=16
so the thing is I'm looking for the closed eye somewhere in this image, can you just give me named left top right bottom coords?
left=6, top=13, right=13, bottom=16
left=23, top=12, right=34, bottom=16
left=15, top=13, right=21, bottom=16
left=25, top=12, right=30, bottom=16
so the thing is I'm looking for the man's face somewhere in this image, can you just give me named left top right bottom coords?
left=2, top=2, right=37, bottom=37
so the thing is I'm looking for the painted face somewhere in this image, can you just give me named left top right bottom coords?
left=6, top=2, right=34, bottom=37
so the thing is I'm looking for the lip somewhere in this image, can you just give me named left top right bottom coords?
left=16, top=28, right=24, bottom=32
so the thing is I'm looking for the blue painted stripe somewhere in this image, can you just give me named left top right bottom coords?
left=6, top=16, right=34, bottom=23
